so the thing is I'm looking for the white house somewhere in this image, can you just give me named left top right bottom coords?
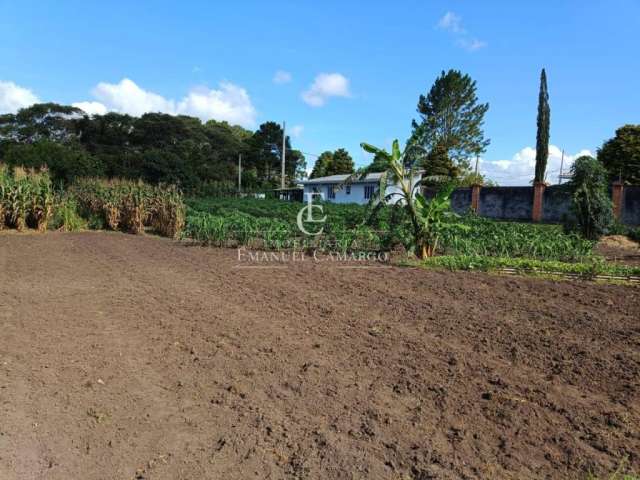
left=300, top=172, right=423, bottom=205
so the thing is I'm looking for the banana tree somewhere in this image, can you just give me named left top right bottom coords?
left=350, top=139, right=459, bottom=258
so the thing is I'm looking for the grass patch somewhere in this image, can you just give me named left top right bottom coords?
left=420, top=254, right=640, bottom=279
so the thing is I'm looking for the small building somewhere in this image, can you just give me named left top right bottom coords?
left=300, top=172, right=423, bottom=205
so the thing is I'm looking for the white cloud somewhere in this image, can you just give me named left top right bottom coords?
left=289, top=124, right=304, bottom=138
left=480, top=145, right=595, bottom=186
left=456, top=38, right=487, bottom=52
left=438, top=12, right=464, bottom=34
left=0, top=81, right=40, bottom=114
left=273, top=70, right=292, bottom=84
left=92, top=78, right=175, bottom=117
left=77, top=78, right=256, bottom=127
left=176, top=82, right=256, bottom=126
left=72, top=101, right=108, bottom=116
left=437, top=11, right=486, bottom=52
left=302, top=73, right=350, bottom=107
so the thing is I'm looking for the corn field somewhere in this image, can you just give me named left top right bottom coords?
left=185, top=197, right=596, bottom=261
left=0, top=164, right=54, bottom=232
left=71, top=178, right=185, bottom=238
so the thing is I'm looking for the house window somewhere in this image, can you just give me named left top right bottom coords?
left=327, top=185, right=335, bottom=199
left=364, top=184, right=376, bottom=200
left=346, top=185, right=351, bottom=195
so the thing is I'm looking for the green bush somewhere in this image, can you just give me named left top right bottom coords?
left=422, top=254, right=640, bottom=278
left=50, top=195, right=87, bottom=232
left=565, top=156, right=613, bottom=240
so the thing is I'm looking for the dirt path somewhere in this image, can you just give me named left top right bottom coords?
left=1, top=232, right=639, bottom=479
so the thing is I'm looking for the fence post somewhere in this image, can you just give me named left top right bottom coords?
left=612, top=181, right=624, bottom=220
left=471, top=184, right=481, bottom=212
left=532, top=182, right=546, bottom=222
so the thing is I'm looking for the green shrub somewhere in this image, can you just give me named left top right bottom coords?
left=421, top=254, right=640, bottom=278
left=50, top=196, right=87, bottom=232
left=565, top=156, right=613, bottom=240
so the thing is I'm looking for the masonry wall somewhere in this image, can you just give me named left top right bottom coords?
left=424, top=184, right=640, bottom=225
left=622, top=186, right=640, bottom=225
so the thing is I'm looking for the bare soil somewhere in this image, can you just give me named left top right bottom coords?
left=596, top=235, right=640, bottom=267
left=1, top=232, right=639, bottom=480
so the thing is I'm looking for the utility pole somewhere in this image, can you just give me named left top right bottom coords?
left=281, top=121, right=286, bottom=190
left=238, top=153, right=242, bottom=194
left=558, top=149, right=564, bottom=185
left=474, top=155, right=479, bottom=177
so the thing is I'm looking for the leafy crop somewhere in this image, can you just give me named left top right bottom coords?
left=185, top=197, right=596, bottom=261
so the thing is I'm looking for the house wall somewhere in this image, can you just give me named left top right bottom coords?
left=302, top=183, right=377, bottom=204
left=302, top=174, right=423, bottom=205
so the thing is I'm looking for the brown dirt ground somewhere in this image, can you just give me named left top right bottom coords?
left=1, top=231, right=639, bottom=480
left=596, top=235, right=640, bottom=267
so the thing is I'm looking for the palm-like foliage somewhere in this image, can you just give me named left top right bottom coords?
left=351, top=139, right=460, bottom=258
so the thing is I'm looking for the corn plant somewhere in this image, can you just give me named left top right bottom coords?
left=69, top=178, right=185, bottom=238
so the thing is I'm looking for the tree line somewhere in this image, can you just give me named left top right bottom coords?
left=308, top=68, right=639, bottom=187
left=0, top=103, right=306, bottom=191
left=1, top=75, right=638, bottom=190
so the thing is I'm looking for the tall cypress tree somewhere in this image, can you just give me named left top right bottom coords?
left=534, top=68, right=550, bottom=183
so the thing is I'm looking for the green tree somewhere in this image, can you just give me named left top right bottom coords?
left=246, top=122, right=294, bottom=186
left=355, top=140, right=464, bottom=258
left=597, top=125, right=640, bottom=184
left=3, top=141, right=103, bottom=184
left=329, top=148, right=355, bottom=175
left=410, top=70, right=489, bottom=178
left=310, top=151, right=333, bottom=178
left=363, top=151, right=389, bottom=173
left=566, top=155, right=613, bottom=240
left=0, top=103, right=84, bottom=143
left=534, top=68, right=550, bottom=183
left=310, top=149, right=354, bottom=178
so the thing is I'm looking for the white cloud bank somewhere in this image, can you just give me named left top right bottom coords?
left=273, top=70, right=292, bottom=84
left=480, top=145, right=594, bottom=185
left=73, top=78, right=257, bottom=127
left=437, top=11, right=486, bottom=52
left=71, top=101, right=108, bottom=116
left=0, top=81, right=40, bottom=113
left=302, top=73, right=350, bottom=107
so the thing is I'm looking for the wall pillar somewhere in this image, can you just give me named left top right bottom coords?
left=471, top=184, right=481, bottom=212
left=532, top=182, right=546, bottom=222
left=612, top=181, right=624, bottom=220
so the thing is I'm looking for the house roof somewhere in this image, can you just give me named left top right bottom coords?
left=301, top=173, right=384, bottom=185
left=301, top=170, right=424, bottom=185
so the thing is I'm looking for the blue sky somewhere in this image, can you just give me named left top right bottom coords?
left=1, top=0, right=639, bottom=184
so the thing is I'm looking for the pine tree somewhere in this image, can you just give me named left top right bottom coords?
left=330, top=148, right=355, bottom=175
left=534, top=68, right=550, bottom=183
left=310, top=151, right=333, bottom=178
left=410, top=70, right=489, bottom=178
